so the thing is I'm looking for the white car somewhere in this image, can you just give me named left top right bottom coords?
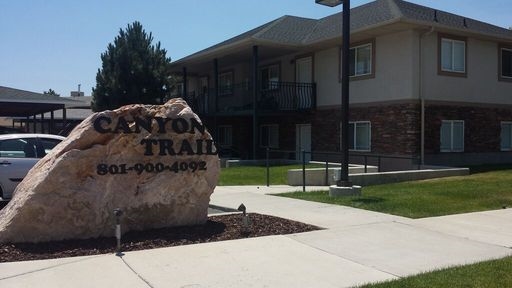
left=0, top=134, right=65, bottom=200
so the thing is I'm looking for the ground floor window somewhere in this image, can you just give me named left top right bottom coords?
left=345, top=121, right=371, bottom=151
left=440, top=120, right=464, bottom=152
left=501, top=122, right=512, bottom=151
left=260, top=124, right=279, bottom=148
left=217, top=125, right=233, bottom=147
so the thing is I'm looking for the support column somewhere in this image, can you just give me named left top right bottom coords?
left=62, top=107, right=67, bottom=134
left=339, top=0, right=351, bottom=186
left=50, top=111, right=55, bottom=134
left=182, top=67, right=188, bottom=98
left=32, top=115, right=36, bottom=133
left=252, top=45, right=259, bottom=160
left=213, top=59, right=219, bottom=141
left=41, top=113, right=45, bottom=134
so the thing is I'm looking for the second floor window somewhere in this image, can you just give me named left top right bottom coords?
left=499, top=46, right=512, bottom=81
left=219, top=71, right=233, bottom=96
left=261, top=64, right=280, bottom=90
left=172, top=83, right=184, bottom=97
left=349, top=43, right=372, bottom=77
left=440, top=36, right=466, bottom=75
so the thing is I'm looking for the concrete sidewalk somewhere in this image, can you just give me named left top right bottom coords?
left=1, top=185, right=511, bottom=287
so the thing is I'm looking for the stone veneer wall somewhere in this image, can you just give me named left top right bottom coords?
left=313, top=102, right=421, bottom=156
left=205, top=101, right=512, bottom=165
left=425, top=103, right=512, bottom=154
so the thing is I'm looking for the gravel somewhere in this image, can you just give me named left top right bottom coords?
left=0, top=213, right=321, bottom=263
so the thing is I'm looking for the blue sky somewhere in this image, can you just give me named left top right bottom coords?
left=0, top=0, right=510, bottom=96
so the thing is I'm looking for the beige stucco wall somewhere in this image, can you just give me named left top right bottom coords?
left=421, top=32, right=512, bottom=104
left=315, top=30, right=419, bottom=107
left=0, top=118, right=11, bottom=126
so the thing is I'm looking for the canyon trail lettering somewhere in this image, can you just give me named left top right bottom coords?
left=93, top=115, right=217, bottom=159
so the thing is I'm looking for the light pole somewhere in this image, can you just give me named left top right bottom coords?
left=315, top=0, right=351, bottom=187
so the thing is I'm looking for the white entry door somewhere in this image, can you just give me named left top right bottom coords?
left=295, top=57, right=313, bottom=109
left=296, top=124, right=311, bottom=162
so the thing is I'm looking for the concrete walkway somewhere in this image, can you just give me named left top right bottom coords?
left=1, top=185, right=511, bottom=287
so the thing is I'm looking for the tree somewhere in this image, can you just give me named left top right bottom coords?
left=43, top=89, right=60, bottom=96
left=92, top=21, right=173, bottom=112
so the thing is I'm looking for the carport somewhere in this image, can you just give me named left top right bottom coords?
left=0, top=86, right=83, bottom=134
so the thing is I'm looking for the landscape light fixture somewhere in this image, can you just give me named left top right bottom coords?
left=237, top=203, right=251, bottom=235
left=315, top=0, right=351, bottom=187
left=113, top=208, right=123, bottom=255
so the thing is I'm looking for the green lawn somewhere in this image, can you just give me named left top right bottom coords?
left=358, top=256, right=512, bottom=288
left=277, top=169, right=512, bottom=218
left=218, top=164, right=324, bottom=186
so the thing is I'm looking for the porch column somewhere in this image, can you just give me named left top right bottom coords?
left=213, top=58, right=219, bottom=141
left=252, top=45, right=259, bottom=159
left=32, top=115, right=36, bottom=132
left=182, top=67, right=188, bottom=98
left=62, top=107, right=67, bottom=134
left=40, top=113, right=45, bottom=133
left=50, top=111, right=55, bottom=134
left=25, top=117, right=29, bottom=132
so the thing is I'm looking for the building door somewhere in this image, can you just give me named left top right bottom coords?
left=296, top=124, right=311, bottom=162
left=295, top=57, right=313, bottom=109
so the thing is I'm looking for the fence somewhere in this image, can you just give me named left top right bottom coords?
left=264, top=148, right=421, bottom=192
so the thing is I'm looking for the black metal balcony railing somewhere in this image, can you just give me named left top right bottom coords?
left=171, top=81, right=316, bottom=115
left=259, top=81, right=316, bottom=111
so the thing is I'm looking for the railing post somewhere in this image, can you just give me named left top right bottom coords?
left=364, top=155, right=368, bottom=173
left=266, top=147, right=270, bottom=187
left=378, top=155, right=382, bottom=172
left=302, top=150, right=306, bottom=193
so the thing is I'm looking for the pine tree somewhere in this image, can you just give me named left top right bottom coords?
left=43, top=89, right=60, bottom=96
left=92, top=21, right=172, bottom=111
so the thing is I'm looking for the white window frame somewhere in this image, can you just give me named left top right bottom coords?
left=172, top=83, right=184, bottom=97
left=440, top=120, right=464, bottom=152
left=217, top=125, right=233, bottom=147
left=440, top=38, right=466, bottom=73
left=500, top=47, right=512, bottom=79
left=219, top=71, right=233, bottom=96
left=341, top=121, right=371, bottom=152
left=349, top=43, right=373, bottom=77
left=260, top=124, right=279, bottom=148
left=261, top=64, right=280, bottom=90
left=500, top=121, right=512, bottom=151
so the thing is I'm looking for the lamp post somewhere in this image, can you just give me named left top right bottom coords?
left=316, top=0, right=351, bottom=187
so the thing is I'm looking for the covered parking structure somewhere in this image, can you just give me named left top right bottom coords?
left=0, top=86, right=84, bottom=134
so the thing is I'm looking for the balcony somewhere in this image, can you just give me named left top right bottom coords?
left=172, top=81, right=316, bottom=116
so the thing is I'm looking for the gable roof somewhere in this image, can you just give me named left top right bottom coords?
left=173, top=0, right=512, bottom=64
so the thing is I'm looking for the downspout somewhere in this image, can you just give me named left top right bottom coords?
left=419, top=26, right=435, bottom=166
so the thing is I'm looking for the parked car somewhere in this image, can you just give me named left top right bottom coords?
left=0, top=134, right=65, bottom=200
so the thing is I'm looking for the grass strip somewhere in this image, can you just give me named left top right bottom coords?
left=358, top=256, right=512, bottom=288
left=277, top=169, right=512, bottom=218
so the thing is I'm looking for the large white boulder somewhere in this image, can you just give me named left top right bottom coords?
left=0, top=99, right=220, bottom=243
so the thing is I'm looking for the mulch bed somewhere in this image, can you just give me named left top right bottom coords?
left=0, top=213, right=321, bottom=263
